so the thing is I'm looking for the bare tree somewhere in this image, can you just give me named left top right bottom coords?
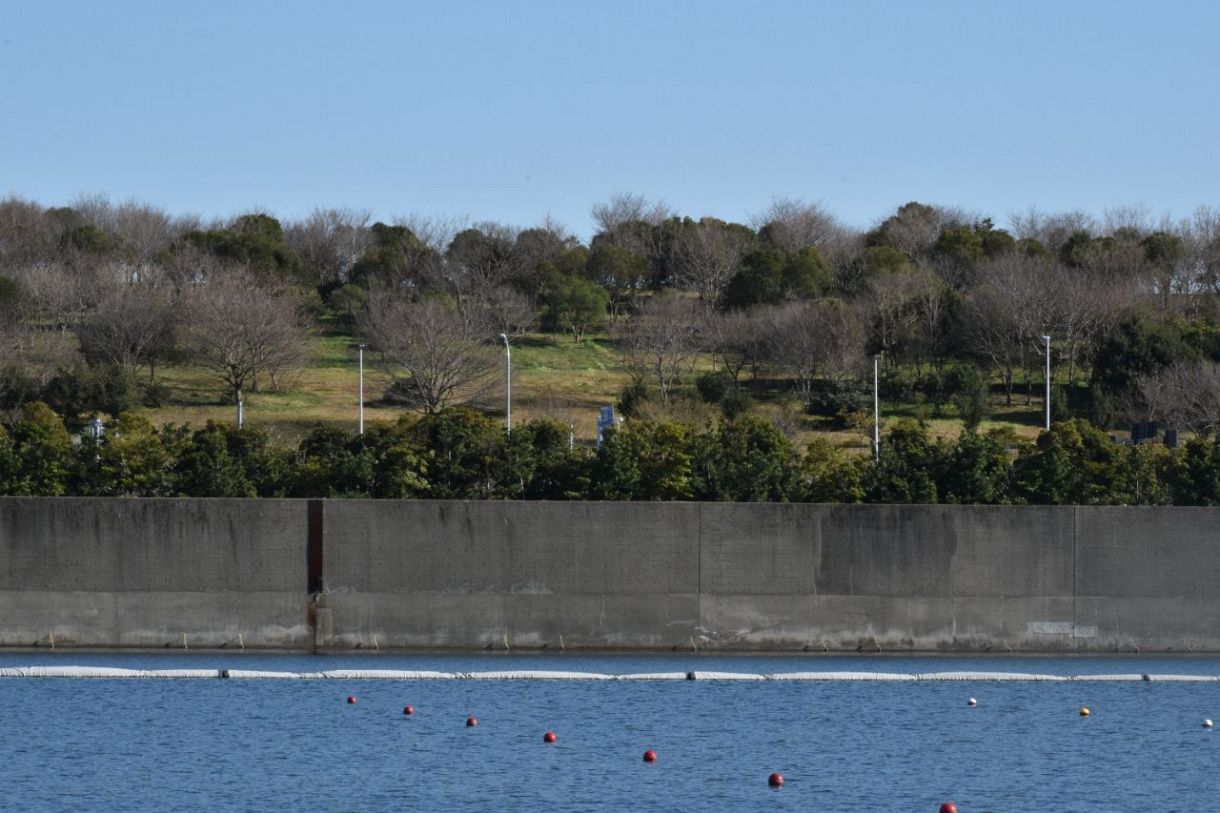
left=862, top=270, right=930, bottom=361
left=514, top=215, right=579, bottom=271
left=591, top=193, right=671, bottom=236
left=0, top=196, right=57, bottom=269
left=818, top=300, right=869, bottom=381
left=444, top=222, right=525, bottom=308
left=393, top=213, right=468, bottom=254
left=1101, top=204, right=1154, bottom=238
left=183, top=270, right=312, bottom=403
left=1133, top=361, right=1220, bottom=436
left=960, top=254, right=1055, bottom=405
left=284, top=207, right=373, bottom=290
left=753, top=197, right=850, bottom=257
left=76, top=283, right=179, bottom=382
left=1173, top=207, right=1220, bottom=322
left=0, top=280, right=36, bottom=374
left=1008, top=207, right=1096, bottom=254
left=703, top=307, right=769, bottom=385
left=73, top=194, right=181, bottom=261
left=907, top=267, right=953, bottom=374
left=871, top=202, right=966, bottom=258
left=9, top=260, right=111, bottom=332
left=615, top=294, right=701, bottom=404
left=1045, top=262, right=1136, bottom=384
left=468, top=284, right=536, bottom=338
left=1080, top=234, right=1148, bottom=282
left=589, top=194, right=675, bottom=286
left=358, top=291, right=498, bottom=413
left=154, top=243, right=230, bottom=292
left=671, top=219, right=751, bottom=306
left=764, top=300, right=865, bottom=405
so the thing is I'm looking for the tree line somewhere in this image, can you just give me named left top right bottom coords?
left=2, top=193, right=1220, bottom=437
left=1, top=403, right=1218, bottom=504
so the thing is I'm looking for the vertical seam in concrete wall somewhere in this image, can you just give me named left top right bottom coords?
left=307, top=500, right=324, bottom=594
left=696, top=503, right=704, bottom=641
left=1071, top=505, right=1078, bottom=642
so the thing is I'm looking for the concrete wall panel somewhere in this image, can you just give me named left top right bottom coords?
left=323, top=501, right=700, bottom=595
left=1, top=498, right=1219, bottom=651
left=1075, top=507, right=1220, bottom=598
left=0, top=498, right=303, bottom=592
left=812, top=505, right=1074, bottom=598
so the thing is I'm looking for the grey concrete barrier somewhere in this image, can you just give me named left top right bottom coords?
left=4, top=499, right=1220, bottom=652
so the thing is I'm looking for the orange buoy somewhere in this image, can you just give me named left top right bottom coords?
left=939, top=803, right=957, bottom=813
left=643, top=749, right=657, bottom=763
left=544, top=731, right=557, bottom=743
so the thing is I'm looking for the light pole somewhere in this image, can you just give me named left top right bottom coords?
left=357, top=344, right=366, bottom=436
left=500, top=333, right=511, bottom=433
left=873, top=354, right=881, bottom=462
left=237, top=390, right=244, bottom=429
left=1043, top=334, right=1051, bottom=432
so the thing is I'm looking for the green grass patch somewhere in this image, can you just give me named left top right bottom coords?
left=128, top=328, right=1051, bottom=446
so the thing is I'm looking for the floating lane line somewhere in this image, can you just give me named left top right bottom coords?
left=915, top=671, right=1069, bottom=682
left=1, top=667, right=1219, bottom=681
left=768, top=671, right=917, bottom=681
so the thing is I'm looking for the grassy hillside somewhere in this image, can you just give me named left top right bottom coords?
left=138, top=329, right=1050, bottom=449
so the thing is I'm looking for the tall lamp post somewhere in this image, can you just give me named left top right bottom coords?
left=873, top=353, right=881, bottom=462
left=500, top=333, right=511, bottom=434
left=1043, top=334, right=1051, bottom=432
left=357, top=344, right=366, bottom=436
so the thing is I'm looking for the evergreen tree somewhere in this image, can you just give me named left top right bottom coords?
left=865, top=419, right=939, bottom=503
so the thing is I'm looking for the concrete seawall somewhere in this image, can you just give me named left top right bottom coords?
left=1, top=498, right=1216, bottom=652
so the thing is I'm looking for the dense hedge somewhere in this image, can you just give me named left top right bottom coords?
left=1, top=403, right=1216, bottom=505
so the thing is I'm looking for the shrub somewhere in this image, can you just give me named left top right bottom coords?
left=695, top=370, right=734, bottom=405
left=807, top=379, right=869, bottom=427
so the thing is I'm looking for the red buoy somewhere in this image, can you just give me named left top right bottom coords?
left=466, top=716, right=478, bottom=727
left=939, top=803, right=958, bottom=813
left=768, top=772, right=784, bottom=788
left=543, top=731, right=557, bottom=743
left=403, top=705, right=415, bottom=716
left=346, top=695, right=357, bottom=704
left=643, top=749, right=657, bottom=763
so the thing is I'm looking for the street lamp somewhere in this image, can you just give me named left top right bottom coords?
left=1043, top=334, right=1051, bottom=432
left=873, top=353, right=881, bottom=462
left=357, top=344, right=366, bottom=436
left=500, top=333, right=511, bottom=433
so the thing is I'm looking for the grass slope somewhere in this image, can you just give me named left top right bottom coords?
left=137, top=330, right=1049, bottom=448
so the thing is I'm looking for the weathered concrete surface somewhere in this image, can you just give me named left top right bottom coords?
left=698, top=504, right=1080, bottom=650
left=321, top=501, right=701, bottom=648
left=0, top=498, right=308, bottom=647
left=1074, top=507, right=1220, bottom=650
left=1, top=498, right=1218, bottom=651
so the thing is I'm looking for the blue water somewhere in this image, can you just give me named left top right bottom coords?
left=2, top=653, right=1219, bottom=812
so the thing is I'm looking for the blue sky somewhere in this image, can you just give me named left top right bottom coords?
left=2, top=1, right=1217, bottom=237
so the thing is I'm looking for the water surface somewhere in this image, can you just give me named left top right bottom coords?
left=1, top=653, right=1216, bottom=812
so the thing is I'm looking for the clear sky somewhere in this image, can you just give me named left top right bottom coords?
left=2, top=0, right=1217, bottom=237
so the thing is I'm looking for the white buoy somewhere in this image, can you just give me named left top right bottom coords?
left=967, top=697, right=977, bottom=706
left=1204, top=719, right=1214, bottom=728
